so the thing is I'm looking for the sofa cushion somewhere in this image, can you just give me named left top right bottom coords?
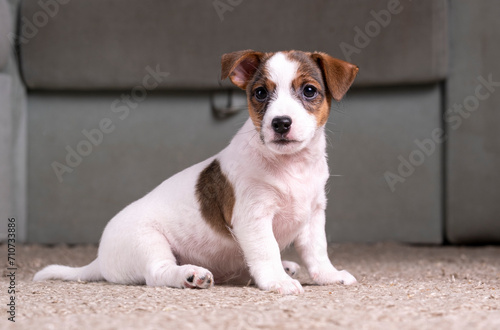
left=0, top=0, right=12, bottom=71
left=446, top=0, right=500, bottom=243
left=26, top=87, right=443, bottom=244
left=0, top=74, right=12, bottom=240
left=20, top=0, right=447, bottom=90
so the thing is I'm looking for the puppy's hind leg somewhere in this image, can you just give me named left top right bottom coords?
left=142, top=232, right=214, bottom=289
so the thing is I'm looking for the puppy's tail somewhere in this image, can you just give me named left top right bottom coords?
left=33, top=258, right=104, bottom=282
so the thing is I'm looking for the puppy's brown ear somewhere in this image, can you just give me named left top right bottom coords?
left=310, top=52, right=359, bottom=101
left=221, top=50, right=264, bottom=89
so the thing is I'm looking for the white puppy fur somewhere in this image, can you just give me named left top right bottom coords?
left=34, top=50, right=359, bottom=294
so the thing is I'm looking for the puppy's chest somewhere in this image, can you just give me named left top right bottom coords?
left=274, top=179, right=318, bottom=221
left=270, top=168, right=326, bottom=242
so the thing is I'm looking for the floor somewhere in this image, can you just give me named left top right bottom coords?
left=2, top=243, right=500, bottom=329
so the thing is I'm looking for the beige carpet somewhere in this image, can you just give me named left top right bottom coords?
left=2, top=243, right=499, bottom=329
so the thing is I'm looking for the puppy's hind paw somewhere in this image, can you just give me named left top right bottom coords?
left=180, top=266, right=214, bottom=289
left=282, top=260, right=301, bottom=278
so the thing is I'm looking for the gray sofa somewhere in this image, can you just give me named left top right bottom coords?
left=1, top=0, right=27, bottom=242
left=1, top=0, right=499, bottom=244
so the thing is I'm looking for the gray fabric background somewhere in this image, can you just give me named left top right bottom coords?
left=27, top=86, right=442, bottom=244
left=0, top=0, right=11, bottom=70
left=0, top=0, right=28, bottom=242
left=446, top=0, right=500, bottom=243
left=0, top=74, right=12, bottom=241
left=20, top=0, right=447, bottom=90
left=0, top=0, right=12, bottom=238
left=4, top=0, right=499, bottom=244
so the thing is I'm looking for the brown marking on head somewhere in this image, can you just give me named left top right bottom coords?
left=221, top=50, right=265, bottom=89
left=246, top=65, right=276, bottom=130
left=286, top=51, right=331, bottom=127
left=221, top=50, right=274, bottom=130
left=221, top=50, right=358, bottom=129
left=196, top=159, right=235, bottom=237
left=284, top=51, right=359, bottom=127
left=310, top=52, right=359, bottom=102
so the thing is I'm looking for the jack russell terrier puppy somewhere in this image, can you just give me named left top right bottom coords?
left=34, top=50, right=359, bottom=294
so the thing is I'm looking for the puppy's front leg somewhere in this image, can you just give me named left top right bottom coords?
left=233, top=216, right=304, bottom=295
left=295, top=208, right=357, bottom=286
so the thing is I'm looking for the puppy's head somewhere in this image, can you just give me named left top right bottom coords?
left=221, top=50, right=358, bottom=155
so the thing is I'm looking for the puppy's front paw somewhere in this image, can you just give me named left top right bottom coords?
left=260, top=278, right=304, bottom=295
left=312, top=269, right=357, bottom=286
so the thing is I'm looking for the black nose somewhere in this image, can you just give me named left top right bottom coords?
left=271, top=116, right=292, bottom=135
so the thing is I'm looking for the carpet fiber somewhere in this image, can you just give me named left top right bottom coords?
left=2, top=243, right=499, bottom=329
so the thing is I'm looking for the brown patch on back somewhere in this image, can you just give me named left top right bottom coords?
left=196, top=159, right=235, bottom=236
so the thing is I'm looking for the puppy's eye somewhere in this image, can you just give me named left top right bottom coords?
left=303, top=85, right=318, bottom=99
left=254, top=87, right=268, bottom=101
